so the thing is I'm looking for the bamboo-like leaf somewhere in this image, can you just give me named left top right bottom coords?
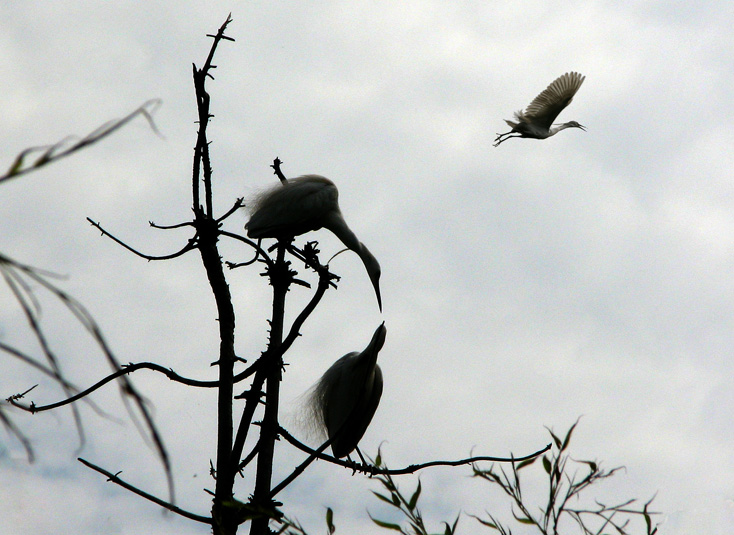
left=542, top=455, right=551, bottom=474
left=475, top=518, right=498, bottom=530
left=408, top=480, right=422, bottom=510
left=579, top=459, right=598, bottom=473
left=370, top=516, right=403, bottom=531
left=326, top=507, right=335, bottom=534
left=547, top=427, right=562, bottom=449
left=372, top=491, right=396, bottom=506
left=6, top=148, right=32, bottom=176
left=561, top=420, right=579, bottom=452
left=408, top=520, right=422, bottom=533
left=512, top=514, right=535, bottom=525
left=516, top=455, right=539, bottom=470
left=445, top=513, right=460, bottom=535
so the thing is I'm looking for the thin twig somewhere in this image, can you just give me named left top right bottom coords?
left=278, top=426, right=551, bottom=476
left=9, top=357, right=263, bottom=415
left=78, top=457, right=212, bottom=524
left=87, top=218, right=197, bottom=260
left=270, top=439, right=332, bottom=497
left=150, top=220, right=195, bottom=230
left=270, top=157, right=287, bottom=184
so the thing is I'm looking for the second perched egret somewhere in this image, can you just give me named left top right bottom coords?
left=494, top=71, right=586, bottom=147
left=247, top=175, right=382, bottom=311
left=306, top=323, right=387, bottom=459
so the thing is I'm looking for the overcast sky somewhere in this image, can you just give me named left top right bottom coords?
left=2, top=2, right=734, bottom=534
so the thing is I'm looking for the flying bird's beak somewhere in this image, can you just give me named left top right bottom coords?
left=578, top=123, right=587, bottom=131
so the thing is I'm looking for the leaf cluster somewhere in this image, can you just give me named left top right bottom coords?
left=470, top=421, right=660, bottom=535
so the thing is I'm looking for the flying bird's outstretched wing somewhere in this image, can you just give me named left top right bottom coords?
left=521, top=72, right=586, bottom=130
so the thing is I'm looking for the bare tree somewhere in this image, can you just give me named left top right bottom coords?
left=3, top=16, right=657, bottom=535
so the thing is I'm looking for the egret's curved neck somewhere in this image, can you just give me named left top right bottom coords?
left=326, top=212, right=360, bottom=252
left=549, top=123, right=575, bottom=136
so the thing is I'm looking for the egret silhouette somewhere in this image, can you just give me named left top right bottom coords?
left=306, top=323, right=386, bottom=459
left=247, top=175, right=382, bottom=310
left=494, top=72, right=586, bottom=147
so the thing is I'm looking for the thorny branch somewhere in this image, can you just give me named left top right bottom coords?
left=277, top=425, right=551, bottom=477
left=6, top=358, right=264, bottom=415
left=78, top=458, right=212, bottom=524
left=86, top=217, right=198, bottom=261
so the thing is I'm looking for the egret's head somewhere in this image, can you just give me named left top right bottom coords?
left=567, top=121, right=586, bottom=131
left=365, top=322, right=387, bottom=357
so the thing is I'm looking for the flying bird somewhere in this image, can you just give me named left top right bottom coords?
left=494, top=72, right=586, bottom=147
left=306, top=323, right=387, bottom=459
left=246, top=174, right=382, bottom=310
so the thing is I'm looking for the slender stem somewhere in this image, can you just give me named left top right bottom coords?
left=279, top=426, right=552, bottom=476
left=78, top=457, right=212, bottom=524
left=230, top=367, right=266, bottom=472
left=190, top=15, right=236, bottom=535
left=270, top=440, right=332, bottom=498
left=198, top=216, right=237, bottom=534
left=249, top=243, right=289, bottom=535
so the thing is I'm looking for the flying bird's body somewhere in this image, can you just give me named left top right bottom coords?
left=307, top=323, right=387, bottom=458
left=247, top=175, right=382, bottom=310
left=494, top=72, right=586, bottom=147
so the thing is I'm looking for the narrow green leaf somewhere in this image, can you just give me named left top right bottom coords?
left=326, top=507, right=335, bottom=533
left=34, top=143, right=60, bottom=167
left=561, top=420, right=579, bottom=452
left=408, top=480, right=422, bottom=510
left=6, top=149, right=30, bottom=176
left=542, top=455, right=551, bottom=474
left=549, top=430, right=562, bottom=448
left=579, top=459, right=597, bottom=473
left=448, top=513, right=460, bottom=535
left=516, top=456, right=538, bottom=470
left=370, top=516, right=403, bottom=531
left=469, top=513, right=499, bottom=531
left=511, top=507, right=536, bottom=525
left=372, top=491, right=397, bottom=506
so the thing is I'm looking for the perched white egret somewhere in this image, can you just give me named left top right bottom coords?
left=247, top=175, right=382, bottom=311
left=306, top=323, right=386, bottom=459
left=494, top=72, right=586, bottom=147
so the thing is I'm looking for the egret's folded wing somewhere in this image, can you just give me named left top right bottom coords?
left=247, top=175, right=338, bottom=238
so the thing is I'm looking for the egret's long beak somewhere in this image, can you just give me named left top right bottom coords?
left=358, top=242, right=383, bottom=312
left=372, top=277, right=383, bottom=312
left=578, top=123, right=587, bottom=131
left=367, top=323, right=387, bottom=354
